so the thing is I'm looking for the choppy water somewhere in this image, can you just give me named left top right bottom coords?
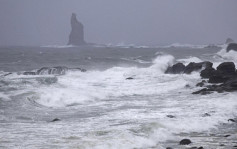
left=0, top=45, right=237, bottom=149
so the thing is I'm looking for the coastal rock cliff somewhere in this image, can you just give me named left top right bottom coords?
left=68, top=13, right=86, bottom=45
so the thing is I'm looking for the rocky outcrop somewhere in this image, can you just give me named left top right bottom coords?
left=193, top=62, right=237, bottom=94
left=165, top=61, right=212, bottom=74
left=183, top=61, right=212, bottom=74
left=166, top=61, right=237, bottom=95
left=226, top=43, right=237, bottom=52
left=68, top=13, right=86, bottom=46
left=225, top=38, right=235, bottom=44
left=179, top=139, right=192, bottom=145
left=165, top=63, right=185, bottom=74
left=22, top=66, right=86, bottom=75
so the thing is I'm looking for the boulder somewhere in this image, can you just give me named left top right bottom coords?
left=216, top=62, right=236, bottom=75
left=37, top=66, right=68, bottom=75
left=208, top=74, right=229, bottom=83
left=22, top=66, right=86, bottom=76
left=184, top=61, right=212, bottom=74
left=23, top=72, right=37, bottom=75
left=165, top=63, right=185, bottom=74
left=179, top=139, right=192, bottom=145
left=68, top=13, right=86, bottom=45
left=226, top=43, right=237, bottom=52
left=50, top=118, right=60, bottom=122
left=225, top=38, right=235, bottom=44
left=200, top=67, right=216, bottom=78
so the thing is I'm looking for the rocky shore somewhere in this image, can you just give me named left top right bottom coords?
left=165, top=59, right=237, bottom=95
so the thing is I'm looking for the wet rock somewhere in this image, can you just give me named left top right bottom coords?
left=166, top=147, right=173, bottom=149
left=184, top=61, right=213, bottom=74
left=226, top=43, right=237, bottom=52
left=165, top=63, right=185, bottom=74
left=126, top=77, right=134, bottom=80
left=223, top=135, right=231, bottom=137
left=179, top=139, right=192, bottom=145
left=22, top=66, right=86, bottom=76
left=50, top=118, right=60, bottom=122
left=202, top=113, right=211, bottom=117
left=23, top=72, right=37, bottom=75
left=37, top=66, right=68, bottom=75
left=233, top=145, right=237, bottom=148
left=192, top=88, right=213, bottom=95
left=189, top=147, right=203, bottom=149
left=208, top=74, right=229, bottom=83
left=225, top=38, right=235, bottom=44
left=217, top=62, right=236, bottom=75
left=68, top=13, right=86, bottom=45
left=166, top=115, right=176, bottom=118
left=200, top=67, right=216, bottom=79
left=196, top=80, right=206, bottom=87
left=228, top=119, right=236, bottom=122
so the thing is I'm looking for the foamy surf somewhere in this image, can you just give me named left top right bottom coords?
left=0, top=45, right=237, bottom=149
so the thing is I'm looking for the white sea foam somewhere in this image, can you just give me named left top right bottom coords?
left=177, top=56, right=203, bottom=64
left=217, top=48, right=237, bottom=62
left=40, top=45, right=77, bottom=48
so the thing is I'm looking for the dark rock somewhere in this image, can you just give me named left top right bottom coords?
left=200, top=67, right=216, bottom=79
left=37, top=66, right=68, bottom=75
left=184, top=61, right=213, bottom=74
left=23, top=72, right=36, bottom=75
left=202, top=113, right=211, bottom=117
left=189, top=147, right=203, bottom=149
left=220, top=144, right=225, bottom=146
left=179, top=139, right=192, bottom=145
left=225, top=38, right=235, bottom=44
left=228, top=119, right=236, bottom=122
left=166, top=147, right=173, bottom=149
left=196, top=80, right=206, bottom=87
left=217, top=62, right=236, bottom=75
left=192, top=88, right=213, bottom=95
left=226, top=43, right=237, bottom=52
left=233, top=145, right=237, bottom=148
left=3, top=73, right=12, bottom=76
left=224, top=135, right=231, bottom=137
left=165, top=63, right=185, bottom=74
left=51, top=118, right=60, bottom=122
left=126, top=77, right=134, bottom=80
left=166, top=115, right=176, bottom=118
left=22, top=66, right=86, bottom=76
left=68, top=13, right=86, bottom=46
left=208, top=74, right=229, bottom=83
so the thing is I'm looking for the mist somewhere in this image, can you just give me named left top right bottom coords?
left=0, top=0, right=237, bottom=46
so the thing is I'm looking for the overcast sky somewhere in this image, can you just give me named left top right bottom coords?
left=0, top=0, right=237, bottom=46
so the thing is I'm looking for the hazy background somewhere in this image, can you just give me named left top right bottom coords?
left=0, top=0, right=237, bottom=46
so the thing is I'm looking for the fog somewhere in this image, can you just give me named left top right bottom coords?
left=0, top=0, right=237, bottom=46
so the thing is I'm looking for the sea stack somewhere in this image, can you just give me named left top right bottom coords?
left=68, top=13, right=86, bottom=46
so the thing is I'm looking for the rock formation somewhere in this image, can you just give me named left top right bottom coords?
left=226, top=43, right=237, bottom=52
left=165, top=61, right=237, bottom=95
left=225, top=38, right=235, bottom=44
left=68, top=13, right=86, bottom=45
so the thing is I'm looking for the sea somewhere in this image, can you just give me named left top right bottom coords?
left=0, top=44, right=237, bottom=149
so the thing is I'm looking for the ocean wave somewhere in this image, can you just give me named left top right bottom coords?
left=40, top=45, right=77, bottom=48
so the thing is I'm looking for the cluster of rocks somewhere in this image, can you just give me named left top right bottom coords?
left=22, top=66, right=86, bottom=75
left=225, top=38, right=237, bottom=52
left=166, top=61, right=237, bottom=95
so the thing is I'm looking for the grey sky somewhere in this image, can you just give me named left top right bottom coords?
left=0, top=0, right=237, bottom=46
